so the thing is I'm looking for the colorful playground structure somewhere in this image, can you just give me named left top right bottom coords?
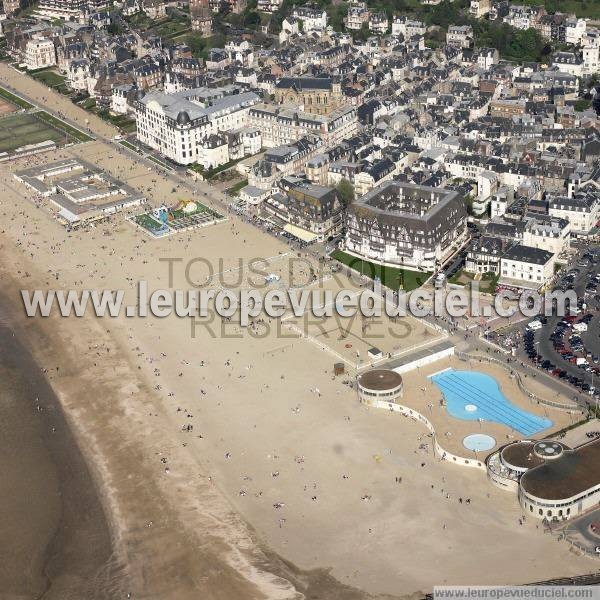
left=132, top=199, right=225, bottom=237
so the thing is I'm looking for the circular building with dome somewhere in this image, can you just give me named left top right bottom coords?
left=358, top=369, right=403, bottom=406
left=486, top=438, right=600, bottom=521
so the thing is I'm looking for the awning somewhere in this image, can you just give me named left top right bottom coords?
left=57, top=208, right=81, bottom=223
left=283, top=223, right=318, bottom=243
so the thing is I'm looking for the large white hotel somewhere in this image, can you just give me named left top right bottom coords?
left=133, top=87, right=260, bottom=165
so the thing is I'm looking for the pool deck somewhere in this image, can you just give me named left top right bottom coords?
left=394, top=357, right=584, bottom=461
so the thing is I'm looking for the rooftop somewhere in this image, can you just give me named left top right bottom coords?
left=354, top=181, right=463, bottom=222
left=502, top=244, right=553, bottom=265
left=358, top=369, right=403, bottom=391
left=520, top=438, right=600, bottom=501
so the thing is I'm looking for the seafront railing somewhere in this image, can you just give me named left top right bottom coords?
left=365, top=398, right=487, bottom=472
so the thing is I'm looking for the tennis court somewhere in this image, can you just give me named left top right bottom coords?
left=0, top=97, right=18, bottom=116
left=0, top=113, right=65, bottom=153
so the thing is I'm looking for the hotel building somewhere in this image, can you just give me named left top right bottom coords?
left=246, top=104, right=357, bottom=149
left=134, top=87, right=259, bottom=165
left=344, top=181, right=468, bottom=272
left=37, top=0, right=92, bottom=19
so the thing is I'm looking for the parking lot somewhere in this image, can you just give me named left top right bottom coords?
left=483, top=248, right=600, bottom=406
left=529, top=248, right=600, bottom=402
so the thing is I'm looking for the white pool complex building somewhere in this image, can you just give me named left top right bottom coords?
left=486, top=438, right=600, bottom=521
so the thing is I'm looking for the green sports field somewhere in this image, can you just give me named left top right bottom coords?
left=0, top=112, right=66, bottom=153
left=0, top=111, right=93, bottom=154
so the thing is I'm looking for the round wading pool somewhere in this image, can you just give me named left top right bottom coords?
left=463, top=434, right=496, bottom=452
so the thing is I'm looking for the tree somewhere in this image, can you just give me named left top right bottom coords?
left=574, top=99, right=591, bottom=112
left=185, top=33, right=207, bottom=58
left=425, top=0, right=466, bottom=28
left=107, top=21, right=124, bottom=35
left=464, top=194, right=474, bottom=216
left=328, top=3, right=347, bottom=32
left=336, top=179, right=355, bottom=206
left=243, top=10, right=261, bottom=29
left=353, top=23, right=370, bottom=43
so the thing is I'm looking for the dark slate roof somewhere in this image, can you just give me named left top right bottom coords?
left=275, top=76, right=332, bottom=91
left=503, top=244, right=553, bottom=265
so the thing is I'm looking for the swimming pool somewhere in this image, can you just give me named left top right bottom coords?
left=430, top=369, right=552, bottom=436
left=463, top=434, right=496, bottom=452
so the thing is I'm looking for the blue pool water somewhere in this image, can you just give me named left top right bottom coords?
left=430, top=369, right=552, bottom=436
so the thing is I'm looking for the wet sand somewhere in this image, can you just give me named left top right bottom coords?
left=0, top=295, right=121, bottom=600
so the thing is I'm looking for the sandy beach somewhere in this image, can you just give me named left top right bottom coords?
left=0, top=64, right=597, bottom=599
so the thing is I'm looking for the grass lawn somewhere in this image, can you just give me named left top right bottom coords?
left=171, top=203, right=222, bottom=220
left=225, top=178, right=248, bottom=195
left=30, top=69, right=66, bottom=88
left=517, top=0, right=600, bottom=18
left=34, top=111, right=93, bottom=142
left=171, top=205, right=206, bottom=219
left=147, top=155, right=173, bottom=170
left=448, top=268, right=474, bottom=286
left=449, top=269, right=499, bottom=294
left=479, top=272, right=500, bottom=294
left=153, top=20, right=190, bottom=38
left=125, top=13, right=153, bottom=28
left=0, top=113, right=65, bottom=152
left=96, top=110, right=137, bottom=133
left=80, top=97, right=97, bottom=110
left=0, top=86, right=33, bottom=109
left=119, top=139, right=144, bottom=154
left=189, top=156, right=247, bottom=180
left=331, top=250, right=431, bottom=292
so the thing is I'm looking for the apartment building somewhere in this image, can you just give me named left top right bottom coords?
left=246, top=104, right=357, bottom=149
left=469, top=0, right=490, bottom=18
left=446, top=25, right=473, bottom=49
left=500, top=244, right=554, bottom=288
left=344, top=2, right=369, bottom=31
left=291, top=6, right=327, bottom=32
left=25, top=36, right=56, bottom=69
left=522, top=215, right=570, bottom=255
left=548, top=193, right=600, bottom=236
left=263, top=178, right=343, bottom=242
